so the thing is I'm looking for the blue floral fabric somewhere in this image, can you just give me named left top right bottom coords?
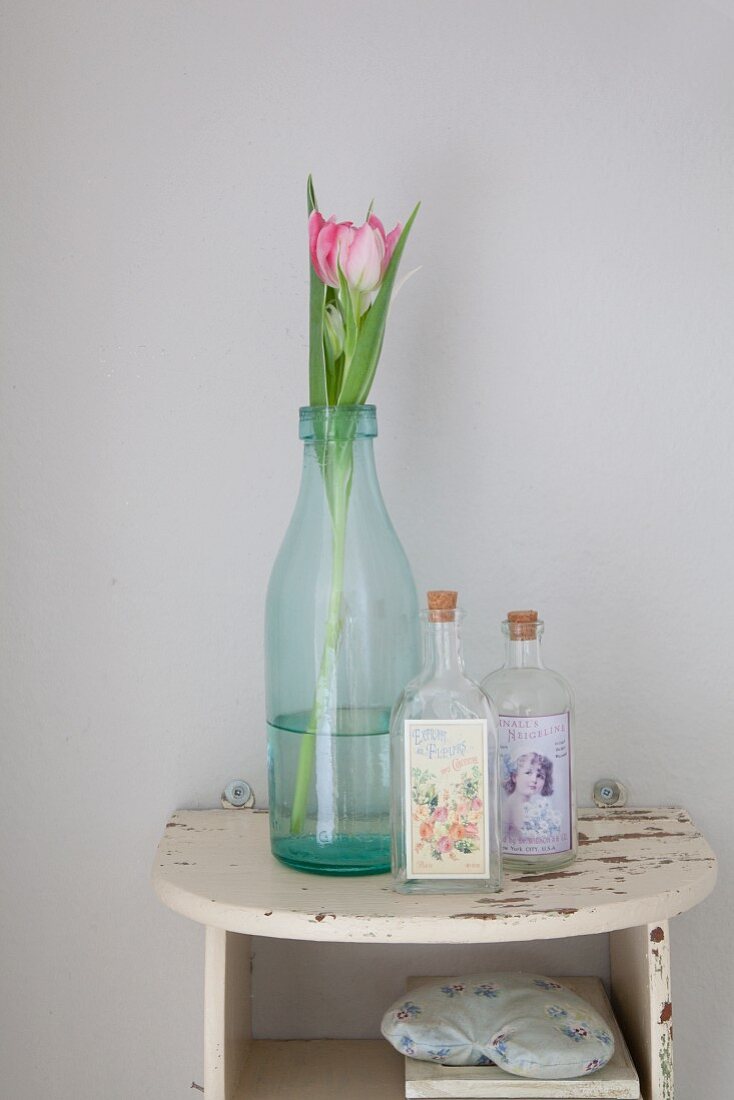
left=380, top=972, right=615, bottom=1079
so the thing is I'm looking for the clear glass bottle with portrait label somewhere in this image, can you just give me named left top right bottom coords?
left=481, top=611, right=577, bottom=872
left=390, top=591, right=502, bottom=894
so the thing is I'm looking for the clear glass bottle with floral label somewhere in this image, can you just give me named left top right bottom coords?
left=390, top=591, right=502, bottom=893
left=482, top=610, right=577, bottom=872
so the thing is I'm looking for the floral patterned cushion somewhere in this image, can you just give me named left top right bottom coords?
left=380, top=973, right=615, bottom=1079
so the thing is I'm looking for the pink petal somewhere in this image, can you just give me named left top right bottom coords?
left=315, top=221, right=347, bottom=287
left=367, top=213, right=387, bottom=242
left=382, top=222, right=402, bottom=277
left=308, top=210, right=325, bottom=259
left=341, top=223, right=384, bottom=292
left=308, top=211, right=329, bottom=283
left=332, top=223, right=356, bottom=286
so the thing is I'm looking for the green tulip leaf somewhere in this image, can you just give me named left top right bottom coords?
left=307, top=175, right=318, bottom=216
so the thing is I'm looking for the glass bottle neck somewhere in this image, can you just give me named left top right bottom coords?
left=504, top=637, right=545, bottom=669
left=300, top=433, right=380, bottom=494
left=423, top=620, right=466, bottom=679
left=298, top=405, right=382, bottom=500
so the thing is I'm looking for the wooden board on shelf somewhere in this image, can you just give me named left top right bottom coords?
left=232, top=1039, right=403, bottom=1099
left=403, top=976, right=639, bottom=1098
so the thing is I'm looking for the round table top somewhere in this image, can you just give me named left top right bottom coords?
left=152, top=806, right=716, bottom=943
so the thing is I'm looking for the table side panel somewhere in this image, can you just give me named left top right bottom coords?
left=205, top=927, right=252, bottom=1100
left=610, top=922, right=673, bottom=1100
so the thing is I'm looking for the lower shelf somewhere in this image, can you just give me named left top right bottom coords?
left=232, top=975, right=639, bottom=1099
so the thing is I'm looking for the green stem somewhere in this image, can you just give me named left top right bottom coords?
left=289, top=439, right=353, bottom=835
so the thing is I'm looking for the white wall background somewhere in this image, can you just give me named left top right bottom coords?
left=2, top=1, right=732, bottom=1096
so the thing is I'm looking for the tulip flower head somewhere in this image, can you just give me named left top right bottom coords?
left=306, top=178, right=419, bottom=407
left=309, top=211, right=401, bottom=304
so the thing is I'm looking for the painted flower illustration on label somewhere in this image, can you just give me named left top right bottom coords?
left=404, top=719, right=490, bottom=878
left=412, top=767, right=483, bottom=861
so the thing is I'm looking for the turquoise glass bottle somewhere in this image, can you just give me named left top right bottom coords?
left=265, top=405, right=420, bottom=875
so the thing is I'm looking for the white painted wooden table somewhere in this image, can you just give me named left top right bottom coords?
left=152, top=807, right=716, bottom=1100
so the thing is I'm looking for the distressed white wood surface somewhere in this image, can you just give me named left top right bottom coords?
left=610, top=922, right=673, bottom=1100
left=152, top=808, right=716, bottom=944
left=404, top=976, right=638, bottom=1098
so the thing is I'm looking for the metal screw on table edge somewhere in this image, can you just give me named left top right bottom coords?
left=593, top=779, right=628, bottom=808
left=221, top=780, right=255, bottom=809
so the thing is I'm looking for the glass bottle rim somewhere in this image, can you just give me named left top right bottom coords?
left=419, top=608, right=466, bottom=623
left=299, top=404, right=377, bottom=440
left=502, top=619, right=545, bottom=636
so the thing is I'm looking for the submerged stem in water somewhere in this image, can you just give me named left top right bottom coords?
left=289, top=439, right=353, bottom=834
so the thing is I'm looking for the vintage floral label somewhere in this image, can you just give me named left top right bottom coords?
left=498, top=712, right=572, bottom=856
left=404, top=719, right=490, bottom=879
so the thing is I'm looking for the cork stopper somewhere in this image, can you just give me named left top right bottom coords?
left=427, top=590, right=458, bottom=622
left=507, top=609, right=539, bottom=640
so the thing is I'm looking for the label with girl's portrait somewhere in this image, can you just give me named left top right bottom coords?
left=498, top=713, right=572, bottom=856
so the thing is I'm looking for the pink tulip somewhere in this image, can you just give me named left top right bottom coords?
left=309, top=210, right=401, bottom=296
